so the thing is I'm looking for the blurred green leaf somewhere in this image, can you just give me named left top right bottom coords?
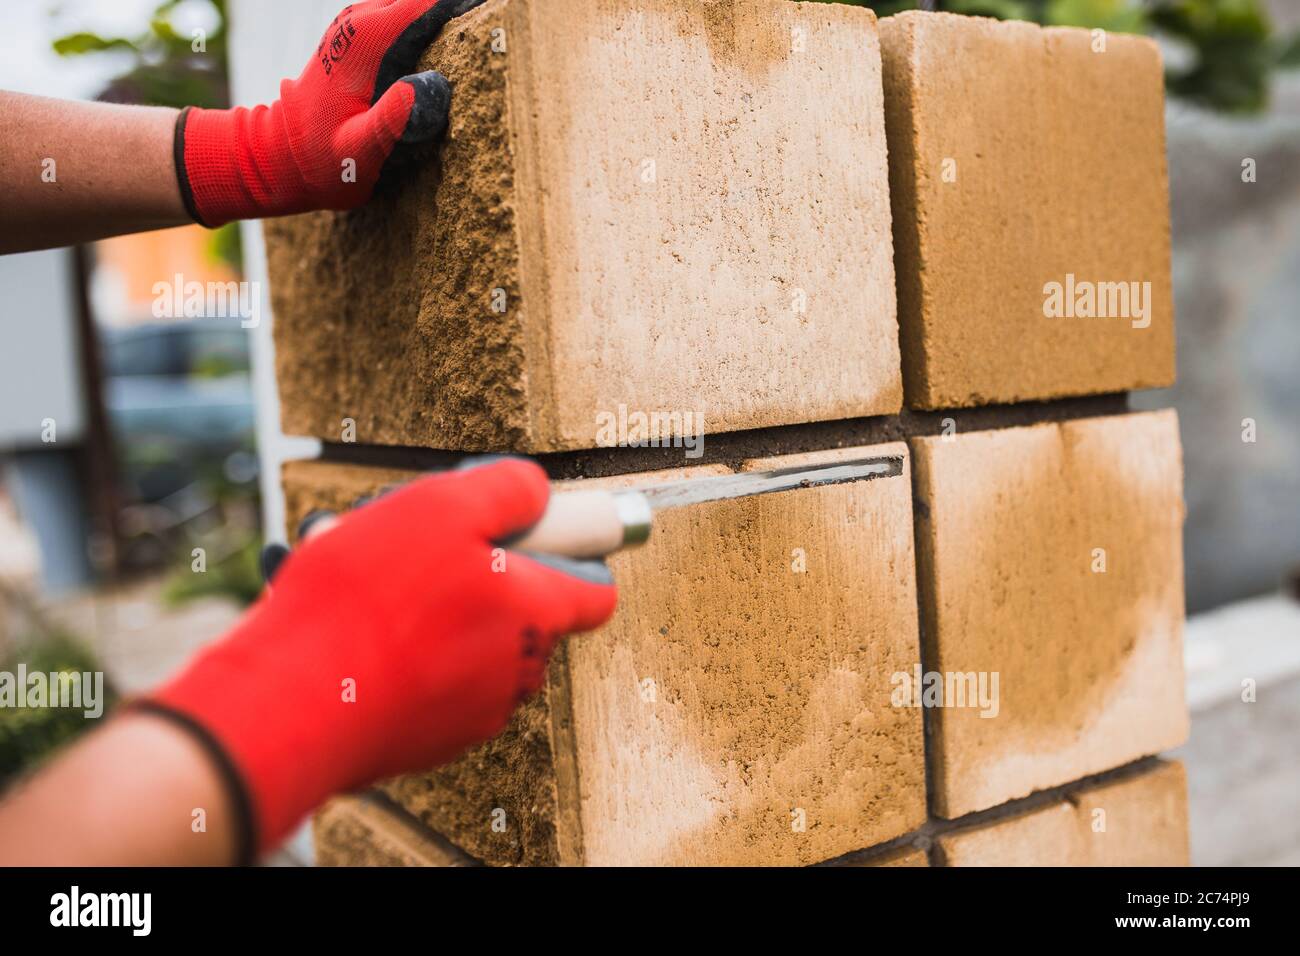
left=52, top=33, right=137, bottom=55
left=51, top=0, right=229, bottom=110
left=1045, top=0, right=1147, bottom=34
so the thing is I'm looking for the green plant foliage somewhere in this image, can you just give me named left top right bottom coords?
left=1152, top=0, right=1280, bottom=113
left=52, top=33, right=138, bottom=55
left=207, top=222, right=244, bottom=274
left=52, top=0, right=229, bottom=110
left=0, top=632, right=117, bottom=790
left=812, top=0, right=1296, bottom=113
left=162, top=534, right=264, bottom=608
left=1046, top=0, right=1145, bottom=34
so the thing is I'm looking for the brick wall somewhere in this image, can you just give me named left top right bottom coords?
left=265, top=3, right=1188, bottom=866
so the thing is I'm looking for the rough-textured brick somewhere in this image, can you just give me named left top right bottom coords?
left=936, top=761, right=1190, bottom=866
left=283, top=444, right=925, bottom=865
left=879, top=11, right=1175, bottom=409
left=314, top=796, right=476, bottom=867
left=266, top=0, right=901, bottom=452
left=910, top=410, right=1188, bottom=818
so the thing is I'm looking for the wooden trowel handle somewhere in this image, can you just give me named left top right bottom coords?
left=509, top=490, right=653, bottom=559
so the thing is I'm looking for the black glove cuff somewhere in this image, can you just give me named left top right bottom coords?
left=172, top=106, right=209, bottom=228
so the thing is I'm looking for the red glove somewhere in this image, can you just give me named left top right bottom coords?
left=138, top=460, right=617, bottom=862
left=175, top=0, right=486, bottom=227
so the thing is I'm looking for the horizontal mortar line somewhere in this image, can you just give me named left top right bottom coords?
left=820, top=753, right=1169, bottom=867
left=815, top=826, right=935, bottom=867
left=316, top=392, right=1131, bottom=481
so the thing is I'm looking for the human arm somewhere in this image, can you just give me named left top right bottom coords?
left=0, top=94, right=188, bottom=254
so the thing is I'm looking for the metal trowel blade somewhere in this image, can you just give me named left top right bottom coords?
left=635, top=456, right=903, bottom=513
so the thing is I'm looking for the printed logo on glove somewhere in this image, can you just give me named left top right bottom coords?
left=319, top=9, right=358, bottom=75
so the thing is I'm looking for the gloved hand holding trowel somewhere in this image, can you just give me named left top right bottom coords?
left=0, top=459, right=618, bottom=866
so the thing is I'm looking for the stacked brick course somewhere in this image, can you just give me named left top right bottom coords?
left=266, top=2, right=1188, bottom=866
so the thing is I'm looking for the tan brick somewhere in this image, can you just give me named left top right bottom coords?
left=314, top=796, right=476, bottom=867
left=936, top=761, right=1190, bottom=866
left=266, top=0, right=901, bottom=453
left=879, top=11, right=1175, bottom=409
left=910, top=410, right=1188, bottom=818
left=283, top=444, right=925, bottom=865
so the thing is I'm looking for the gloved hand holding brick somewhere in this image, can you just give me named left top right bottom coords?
left=177, top=0, right=487, bottom=226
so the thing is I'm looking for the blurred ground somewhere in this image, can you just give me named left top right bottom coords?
left=36, top=577, right=240, bottom=695
left=1177, top=594, right=1300, bottom=866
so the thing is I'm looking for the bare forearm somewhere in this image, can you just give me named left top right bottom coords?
left=0, top=92, right=191, bottom=254
left=0, top=713, right=238, bottom=866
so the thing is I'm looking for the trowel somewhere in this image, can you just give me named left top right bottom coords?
left=263, top=456, right=903, bottom=583
left=513, top=456, right=903, bottom=559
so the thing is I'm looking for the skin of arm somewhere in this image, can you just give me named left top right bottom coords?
left=0, top=92, right=191, bottom=255
left=0, top=713, right=238, bottom=866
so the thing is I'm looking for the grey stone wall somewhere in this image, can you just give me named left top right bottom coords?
left=1135, top=9, right=1300, bottom=612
